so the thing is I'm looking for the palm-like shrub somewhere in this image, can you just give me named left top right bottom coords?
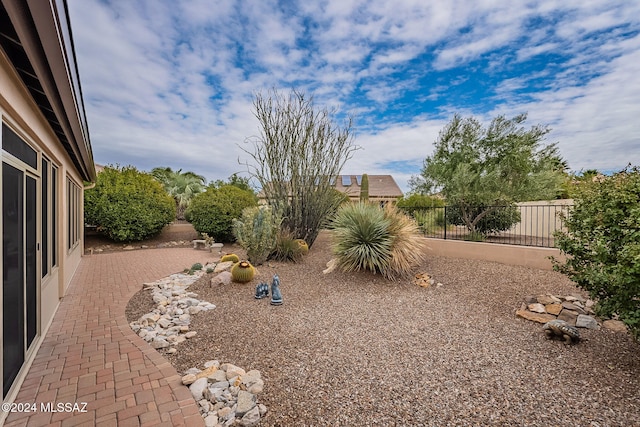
left=151, top=167, right=206, bottom=220
left=232, top=206, right=281, bottom=265
left=332, top=202, right=426, bottom=280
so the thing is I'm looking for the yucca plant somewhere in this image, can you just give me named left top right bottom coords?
left=384, top=204, right=427, bottom=277
left=332, top=202, right=426, bottom=280
left=332, top=202, right=393, bottom=275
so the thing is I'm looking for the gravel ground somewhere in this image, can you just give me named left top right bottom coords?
left=126, top=231, right=640, bottom=426
left=85, top=221, right=198, bottom=254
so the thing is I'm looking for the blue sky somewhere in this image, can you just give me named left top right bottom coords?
left=68, top=0, right=640, bottom=193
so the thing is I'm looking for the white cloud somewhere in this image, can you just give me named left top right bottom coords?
left=66, top=0, right=640, bottom=193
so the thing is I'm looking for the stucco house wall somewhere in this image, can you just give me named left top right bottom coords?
left=1, top=0, right=94, bottom=406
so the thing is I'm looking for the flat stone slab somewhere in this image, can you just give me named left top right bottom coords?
left=516, top=309, right=556, bottom=324
left=602, top=319, right=628, bottom=333
left=576, top=314, right=599, bottom=329
left=545, top=303, right=563, bottom=315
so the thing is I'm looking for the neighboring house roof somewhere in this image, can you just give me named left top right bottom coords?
left=257, top=174, right=403, bottom=200
left=1, top=0, right=95, bottom=181
left=335, top=175, right=403, bottom=199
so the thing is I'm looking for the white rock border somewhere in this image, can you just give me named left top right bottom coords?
left=129, top=262, right=268, bottom=425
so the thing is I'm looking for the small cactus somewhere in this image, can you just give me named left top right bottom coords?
left=231, top=261, right=256, bottom=283
left=191, top=262, right=203, bottom=271
left=221, top=253, right=240, bottom=263
left=294, top=239, right=309, bottom=255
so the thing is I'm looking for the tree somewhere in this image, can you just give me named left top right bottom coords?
left=552, top=167, right=640, bottom=338
left=241, top=89, right=358, bottom=246
left=151, top=167, right=206, bottom=220
left=85, top=166, right=175, bottom=241
left=210, top=173, right=254, bottom=193
left=413, top=113, right=566, bottom=235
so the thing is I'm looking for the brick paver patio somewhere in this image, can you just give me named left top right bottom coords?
left=4, top=247, right=214, bottom=427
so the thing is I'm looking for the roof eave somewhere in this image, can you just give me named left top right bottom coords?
left=2, top=0, right=95, bottom=181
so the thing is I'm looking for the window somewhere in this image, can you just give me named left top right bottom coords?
left=67, top=177, right=81, bottom=250
left=2, top=123, right=37, bottom=169
left=41, top=157, right=58, bottom=277
left=52, top=166, right=58, bottom=266
left=41, top=158, right=49, bottom=276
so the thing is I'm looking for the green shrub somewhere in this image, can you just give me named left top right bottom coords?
left=445, top=203, right=521, bottom=235
left=463, top=232, right=485, bottom=242
left=186, top=185, right=257, bottom=242
left=553, top=167, right=640, bottom=338
left=233, top=206, right=281, bottom=265
left=412, top=209, right=445, bottom=234
left=332, top=202, right=426, bottom=280
left=271, top=230, right=304, bottom=263
left=396, top=194, right=445, bottom=209
left=84, top=165, right=175, bottom=242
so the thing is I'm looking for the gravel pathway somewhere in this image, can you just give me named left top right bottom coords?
left=126, top=231, right=640, bottom=426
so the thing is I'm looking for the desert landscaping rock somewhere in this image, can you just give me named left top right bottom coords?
left=516, top=309, right=556, bottom=324
left=557, top=309, right=579, bottom=325
left=527, top=303, right=546, bottom=313
left=129, top=266, right=217, bottom=352
left=180, top=361, right=267, bottom=426
left=236, top=390, right=257, bottom=417
left=182, top=373, right=197, bottom=385
left=602, top=319, right=629, bottom=333
left=537, top=294, right=561, bottom=305
left=239, top=406, right=261, bottom=426
left=576, top=314, right=600, bottom=329
left=211, top=271, right=232, bottom=286
left=190, top=377, right=209, bottom=401
left=127, top=261, right=270, bottom=424
left=214, top=261, right=234, bottom=273
left=517, top=293, right=603, bottom=329
left=545, top=303, right=563, bottom=315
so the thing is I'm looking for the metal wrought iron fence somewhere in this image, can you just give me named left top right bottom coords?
left=400, top=203, right=573, bottom=248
